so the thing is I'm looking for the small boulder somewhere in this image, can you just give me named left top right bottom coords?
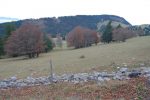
left=10, top=76, right=17, bottom=82
left=128, top=72, right=141, bottom=78
left=113, top=75, right=124, bottom=80
left=119, top=68, right=128, bottom=73
left=0, top=81, right=8, bottom=88
left=97, top=77, right=104, bottom=82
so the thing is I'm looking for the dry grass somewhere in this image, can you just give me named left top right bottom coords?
left=0, top=36, right=150, bottom=79
left=1, top=77, right=150, bottom=100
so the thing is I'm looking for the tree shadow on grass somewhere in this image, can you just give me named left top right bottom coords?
left=2, top=56, right=33, bottom=62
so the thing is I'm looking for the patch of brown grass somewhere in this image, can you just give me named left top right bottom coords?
left=0, top=77, right=150, bottom=100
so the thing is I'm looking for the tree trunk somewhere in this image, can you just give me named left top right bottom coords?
left=37, top=52, right=39, bottom=57
left=28, top=53, right=32, bottom=58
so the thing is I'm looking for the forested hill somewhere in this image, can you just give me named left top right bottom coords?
left=0, top=15, right=131, bottom=37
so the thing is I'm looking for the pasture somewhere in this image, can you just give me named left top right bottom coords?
left=0, top=36, right=150, bottom=79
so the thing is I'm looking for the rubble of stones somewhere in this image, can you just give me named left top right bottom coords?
left=0, top=67, right=150, bottom=89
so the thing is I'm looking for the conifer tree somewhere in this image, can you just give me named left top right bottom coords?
left=0, top=37, right=4, bottom=57
left=116, top=24, right=122, bottom=29
left=102, top=21, right=112, bottom=43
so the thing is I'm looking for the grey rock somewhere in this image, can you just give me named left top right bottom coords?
left=113, top=75, right=124, bottom=80
left=119, top=68, right=128, bottom=73
left=26, top=76, right=36, bottom=84
left=142, top=67, right=150, bottom=75
left=97, top=77, right=104, bottom=82
left=128, top=70, right=141, bottom=78
left=0, top=81, right=8, bottom=88
left=17, top=82, right=27, bottom=87
left=43, top=82, right=51, bottom=85
left=104, top=77, right=111, bottom=81
left=93, top=71, right=101, bottom=77
left=145, top=74, right=150, bottom=77
left=61, top=74, right=74, bottom=82
left=87, top=75, right=95, bottom=80
left=9, top=76, right=17, bottom=82
left=75, top=73, right=88, bottom=82
left=100, top=72, right=115, bottom=77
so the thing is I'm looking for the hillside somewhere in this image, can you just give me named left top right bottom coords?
left=0, top=36, right=150, bottom=79
left=129, top=24, right=150, bottom=36
left=97, top=20, right=130, bottom=33
left=0, top=15, right=131, bottom=37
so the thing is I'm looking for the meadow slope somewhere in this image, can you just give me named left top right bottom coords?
left=0, top=36, right=150, bottom=79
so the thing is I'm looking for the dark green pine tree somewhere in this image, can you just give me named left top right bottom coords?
left=0, top=23, right=16, bottom=57
left=102, top=21, right=112, bottom=43
left=4, top=23, right=16, bottom=41
left=116, top=24, right=122, bottom=29
left=0, top=37, right=4, bottom=57
left=44, top=34, right=53, bottom=52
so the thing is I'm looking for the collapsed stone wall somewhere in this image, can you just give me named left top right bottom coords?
left=0, top=67, right=150, bottom=89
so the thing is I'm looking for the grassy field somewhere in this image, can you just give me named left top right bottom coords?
left=0, top=36, right=150, bottom=79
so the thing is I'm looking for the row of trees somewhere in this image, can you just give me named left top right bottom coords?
left=112, top=27, right=138, bottom=42
left=66, top=21, right=144, bottom=49
left=0, top=22, right=54, bottom=58
left=0, top=20, right=144, bottom=58
left=101, top=21, right=143, bottom=43
left=0, top=21, right=64, bottom=58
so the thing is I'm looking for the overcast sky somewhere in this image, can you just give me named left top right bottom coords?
left=0, top=0, right=149, bottom=25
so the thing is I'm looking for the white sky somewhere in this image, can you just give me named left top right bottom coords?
left=0, top=0, right=150, bottom=25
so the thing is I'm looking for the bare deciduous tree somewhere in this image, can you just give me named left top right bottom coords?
left=66, top=26, right=100, bottom=48
left=112, top=28, right=137, bottom=42
left=5, top=22, right=44, bottom=58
